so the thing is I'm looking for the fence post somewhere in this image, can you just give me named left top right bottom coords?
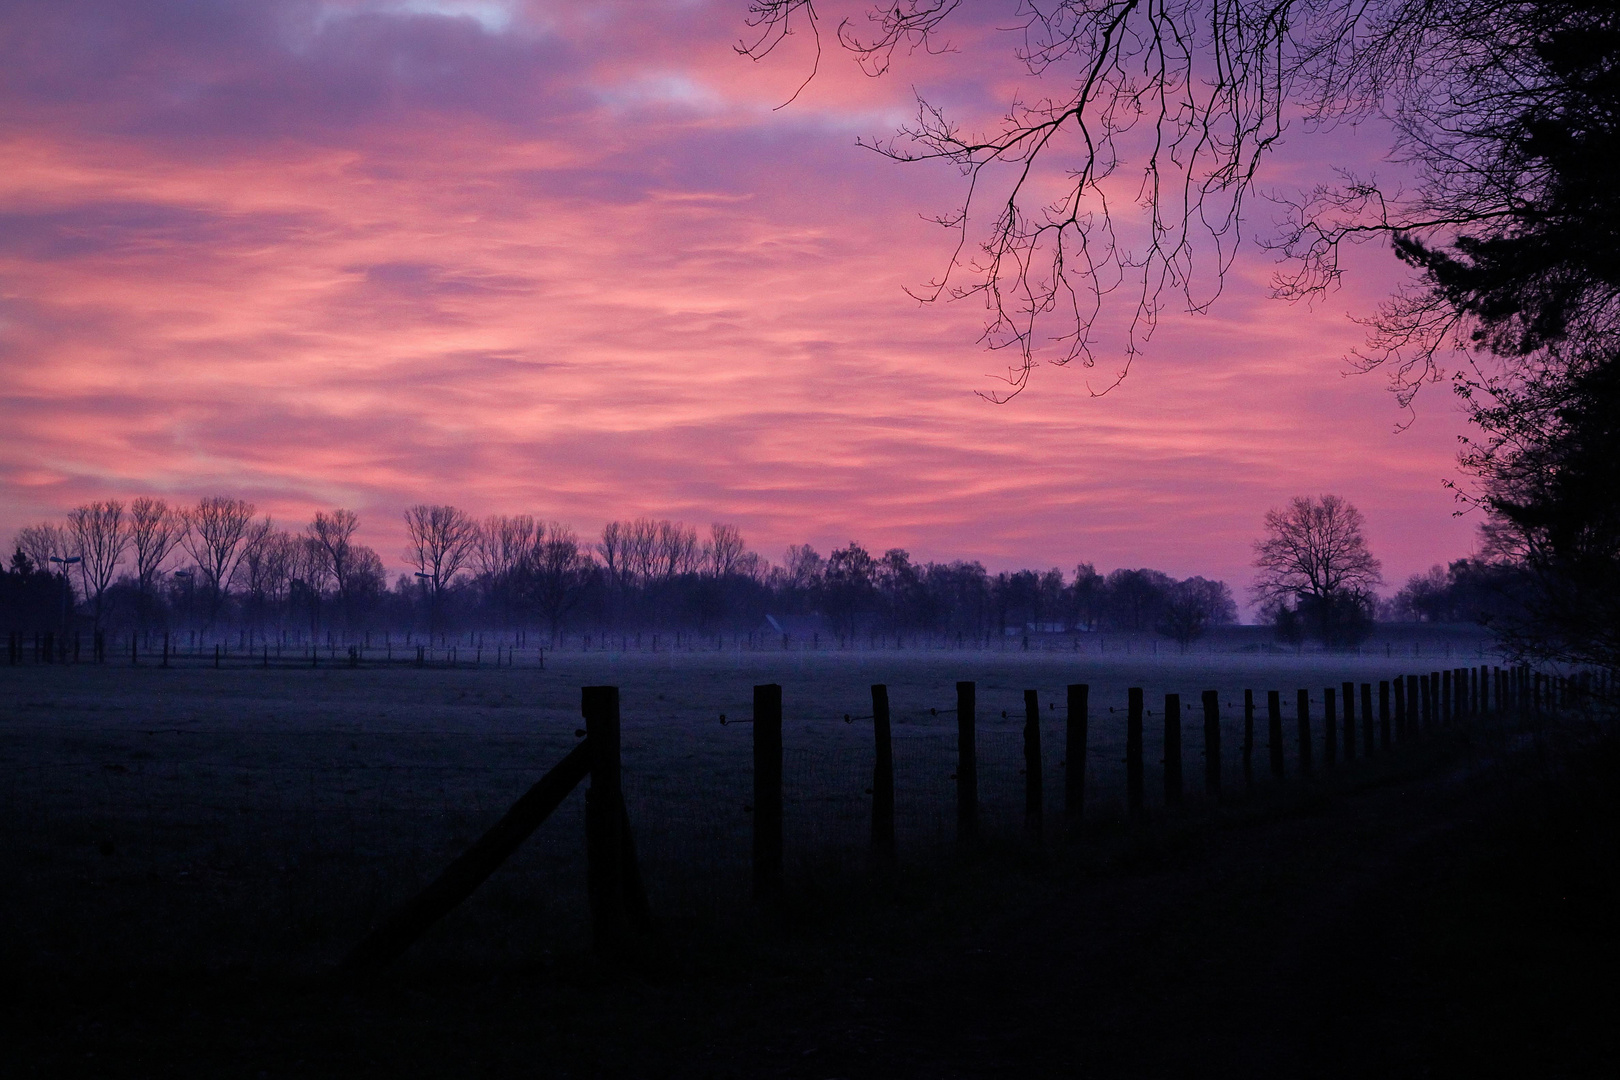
left=1163, top=693, right=1182, bottom=808
left=1341, top=681, right=1358, bottom=761
left=1378, top=681, right=1391, bottom=751
left=1023, top=689, right=1042, bottom=842
left=1420, top=674, right=1432, bottom=729
left=1323, top=688, right=1338, bottom=768
left=1393, top=676, right=1405, bottom=740
left=1127, top=687, right=1144, bottom=818
left=1409, top=674, right=1422, bottom=733
left=1440, top=670, right=1451, bottom=725
left=1065, top=684, right=1088, bottom=834
left=1242, top=689, right=1255, bottom=789
left=1267, top=690, right=1284, bottom=780
left=870, top=683, right=896, bottom=870
left=162, top=632, right=169, bottom=669
left=1361, top=683, right=1374, bottom=756
left=1297, top=689, right=1313, bottom=777
left=583, top=685, right=626, bottom=951
left=956, top=681, right=978, bottom=842
left=1201, top=690, right=1221, bottom=799
left=753, top=683, right=784, bottom=901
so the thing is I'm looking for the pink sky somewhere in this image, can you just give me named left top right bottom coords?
left=0, top=1, right=1482, bottom=608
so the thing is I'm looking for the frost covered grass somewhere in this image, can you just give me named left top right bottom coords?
left=1, top=642, right=1495, bottom=973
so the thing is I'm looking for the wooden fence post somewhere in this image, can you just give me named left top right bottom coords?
left=956, top=681, right=978, bottom=842
left=1393, top=676, right=1406, bottom=740
left=1420, top=674, right=1432, bottom=729
left=1341, top=681, right=1357, bottom=762
left=1361, top=683, right=1374, bottom=756
left=753, top=683, right=784, bottom=902
left=1065, top=684, right=1088, bottom=833
left=1409, top=674, right=1422, bottom=733
left=1323, top=688, right=1338, bottom=767
left=1127, top=688, right=1144, bottom=818
left=1023, top=689, right=1043, bottom=842
left=870, top=684, right=896, bottom=870
left=584, top=685, right=627, bottom=951
left=1202, top=690, right=1221, bottom=799
left=1268, top=690, right=1284, bottom=780
left=1297, top=689, right=1313, bottom=777
left=1242, top=690, right=1255, bottom=790
left=1378, top=681, right=1391, bottom=751
left=1440, top=670, right=1451, bottom=725
left=1164, top=693, right=1183, bottom=808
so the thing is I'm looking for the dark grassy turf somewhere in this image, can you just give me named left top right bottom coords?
left=7, top=722, right=1616, bottom=1078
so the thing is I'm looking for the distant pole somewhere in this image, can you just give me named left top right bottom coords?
left=1163, top=693, right=1183, bottom=808
left=956, top=681, right=978, bottom=842
left=870, top=683, right=896, bottom=871
left=1065, top=684, right=1088, bottom=833
left=1201, top=690, right=1221, bottom=798
left=1126, top=688, right=1144, bottom=818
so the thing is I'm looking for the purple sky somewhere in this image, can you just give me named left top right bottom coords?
left=0, top=2, right=1483, bottom=608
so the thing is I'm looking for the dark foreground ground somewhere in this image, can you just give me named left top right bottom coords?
left=7, top=721, right=1617, bottom=1078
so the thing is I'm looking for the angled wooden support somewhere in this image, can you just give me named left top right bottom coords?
left=341, top=738, right=592, bottom=972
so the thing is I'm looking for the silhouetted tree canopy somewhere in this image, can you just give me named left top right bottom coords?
left=743, top=1, right=1620, bottom=403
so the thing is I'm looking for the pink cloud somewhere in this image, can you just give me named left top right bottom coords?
left=0, top=1, right=1480, bottom=608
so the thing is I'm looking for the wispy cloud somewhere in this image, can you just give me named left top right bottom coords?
left=0, top=1, right=1476, bottom=598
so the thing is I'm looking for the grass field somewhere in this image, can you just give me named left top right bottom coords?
left=5, top=643, right=1615, bottom=1077
left=5, top=646, right=1487, bottom=972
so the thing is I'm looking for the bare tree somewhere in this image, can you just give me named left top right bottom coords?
left=404, top=504, right=478, bottom=632
left=67, top=500, right=129, bottom=631
left=308, top=509, right=361, bottom=624
left=597, top=521, right=624, bottom=583
left=15, top=522, right=73, bottom=579
left=234, top=522, right=297, bottom=636
left=623, top=518, right=659, bottom=586
left=528, top=523, right=593, bottom=644
left=740, top=1, right=1582, bottom=400
left=181, top=496, right=256, bottom=627
left=129, top=498, right=185, bottom=606
left=288, top=533, right=330, bottom=637
left=476, top=514, right=537, bottom=627
left=1253, top=494, right=1382, bottom=645
left=705, top=523, right=747, bottom=578
left=655, top=520, right=701, bottom=581
left=1155, top=576, right=1238, bottom=650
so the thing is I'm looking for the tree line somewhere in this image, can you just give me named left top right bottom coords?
left=7, top=492, right=1556, bottom=652
left=4, top=497, right=1246, bottom=646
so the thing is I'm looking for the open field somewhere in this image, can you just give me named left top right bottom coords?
left=5, top=646, right=1502, bottom=973
left=4, top=644, right=1615, bottom=1077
